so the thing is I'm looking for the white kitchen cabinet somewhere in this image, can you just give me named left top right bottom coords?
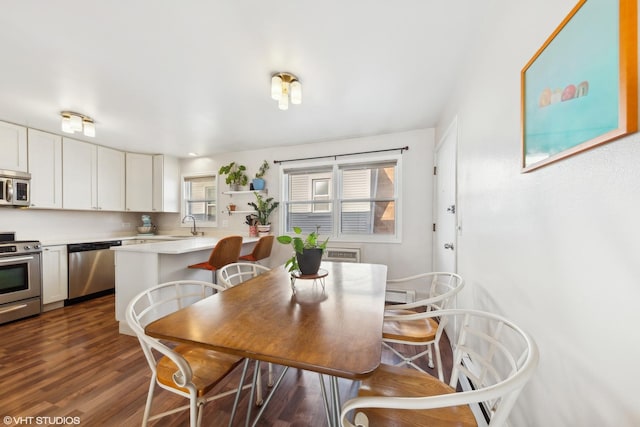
left=97, top=146, right=125, bottom=211
left=62, top=138, right=97, bottom=210
left=0, top=120, right=28, bottom=172
left=42, top=245, right=68, bottom=306
left=153, top=154, right=180, bottom=213
left=63, top=138, right=126, bottom=211
left=27, top=129, right=62, bottom=209
left=126, top=152, right=153, bottom=212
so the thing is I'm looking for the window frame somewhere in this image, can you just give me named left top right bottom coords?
left=181, top=172, right=218, bottom=228
left=279, top=154, right=402, bottom=243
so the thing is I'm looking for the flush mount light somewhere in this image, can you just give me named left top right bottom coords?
left=60, top=111, right=96, bottom=137
left=271, top=72, right=302, bottom=110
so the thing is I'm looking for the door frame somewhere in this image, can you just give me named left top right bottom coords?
left=433, top=116, right=459, bottom=273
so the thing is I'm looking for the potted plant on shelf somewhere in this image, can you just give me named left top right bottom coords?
left=245, top=214, right=259, bottom=237
left=252, top=160, right=269, bottom=191
left=218, top=161, right=249, bottom=191
left=247, top=192, right=279, bottom=235
left=277, top=226, right=329, bottom=275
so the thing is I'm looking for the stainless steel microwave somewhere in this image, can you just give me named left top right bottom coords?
left=0, top=170, right=30, bottom=207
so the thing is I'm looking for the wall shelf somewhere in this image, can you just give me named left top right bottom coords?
left=222, top=190, right=267, bottom=196
left=222, top=209, right=256, bottom=216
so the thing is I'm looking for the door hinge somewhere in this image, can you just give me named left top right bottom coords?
left=433, top=223, right=436, bottom=232
left=433, top=166, right=437, bottom=175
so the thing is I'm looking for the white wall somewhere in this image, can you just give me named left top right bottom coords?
left=168, top=129, right=435, bottom=280
left=438, top=0, right=640, bottom=425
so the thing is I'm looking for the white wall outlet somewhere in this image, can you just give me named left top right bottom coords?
left=222, top=220, right=229, bottom=228
left=122, top=223, right=131, bottom=229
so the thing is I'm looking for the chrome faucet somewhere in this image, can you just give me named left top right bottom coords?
left=181, top=215, right=198, bottom=236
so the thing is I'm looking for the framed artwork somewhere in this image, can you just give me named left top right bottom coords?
left=521, top=0, right=637, bottom=172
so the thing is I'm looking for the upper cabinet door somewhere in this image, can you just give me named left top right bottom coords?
left=126, top=153, right=153, bottom=212
left=27, top=129, right=63, bottom=209
left=153, top=154, right=180, bottom=213
left=0, top=121, right=28, bottom=172
left=62, top=138, right=97, bottom=210
left=97, top=146, right=125, bottom=211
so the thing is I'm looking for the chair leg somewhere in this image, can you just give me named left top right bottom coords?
left=434, top=341, right=444, bottom=382
left=142, top=376, right=156, bottom=427
left=190, top=392, right=198, bottom=427
left=255, top=361, right=264, bottom=406
left=196, top=400, right=205, bottom=427
left=229, top=359, right=251, bottom=427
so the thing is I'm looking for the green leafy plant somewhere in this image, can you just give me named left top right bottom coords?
left=247, top=192, right=279, bottom=225
left=277, top=226, right=329, bottom=273
left=255, top=160, right=270, bottom=178
left=218, top=161, right=249, bottom=187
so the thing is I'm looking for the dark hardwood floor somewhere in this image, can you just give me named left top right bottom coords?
left=0, top=295, right=449, bottom=426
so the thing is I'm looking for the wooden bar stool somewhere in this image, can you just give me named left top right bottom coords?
left=188, top=235, right=243, bottom=284
left=238, top=235, right=274, bottom=264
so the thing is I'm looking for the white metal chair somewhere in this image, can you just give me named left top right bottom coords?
left=126, top=280, right=248, bottom=427
left=382, top=272, right=464, bottom=380
left=341, top=309, right=539, bottom=427
left=218, top=262, right=271, bottom=289
left=218, top=262, right=274, bottom=405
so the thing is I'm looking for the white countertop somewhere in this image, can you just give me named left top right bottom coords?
left=111, top=236, right=259, bottom=255
left=41, top=234, right=198, bottom=246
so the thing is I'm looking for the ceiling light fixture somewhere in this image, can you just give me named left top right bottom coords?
left=60, top=111, right=96, bottom=137
left=271, top=72, right=302, bottom=110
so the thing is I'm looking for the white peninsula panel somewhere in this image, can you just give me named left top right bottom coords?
left=113, top=237, right=257, bottom=334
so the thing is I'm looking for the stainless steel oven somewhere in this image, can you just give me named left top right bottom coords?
left=0, top=234, right=42, bottom=324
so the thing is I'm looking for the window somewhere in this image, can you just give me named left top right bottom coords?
left=182, top=173, right=217, bottom=227
left=281, top=156, right=400, bottom=242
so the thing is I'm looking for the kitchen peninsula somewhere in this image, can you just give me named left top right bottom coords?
left=112, top=236, right=258, bottom=335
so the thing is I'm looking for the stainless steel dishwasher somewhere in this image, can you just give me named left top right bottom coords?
left=67, top=240, right=122, bottom=303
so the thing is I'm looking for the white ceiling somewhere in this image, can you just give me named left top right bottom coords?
left=0, top=1, right=488, bottom=158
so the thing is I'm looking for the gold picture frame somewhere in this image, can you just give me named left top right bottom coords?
left=521, top=0, right=637, bottom=172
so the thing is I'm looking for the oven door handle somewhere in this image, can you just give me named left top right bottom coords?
left=0, top=304, right=28, bottom=315
left=6, top=179, right=13, bottom=202
left=0, top=255, right=35, bottom=263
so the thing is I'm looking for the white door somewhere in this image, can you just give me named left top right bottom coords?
left=28, top=129, right=63, bottom=209
left=97, top=146, right=125, bottom=211
left=62, top=138, right=97, bottom=210
left=125, top=153, right=153, bottom=212
left=433, top=118, right=458, bottom=273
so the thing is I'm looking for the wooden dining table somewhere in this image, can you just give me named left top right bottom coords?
left=145, top=261, right=387, bottom=426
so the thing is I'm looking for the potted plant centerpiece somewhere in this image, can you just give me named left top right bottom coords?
left=248, top=192, right=279, bottom=235
left=252, top=160, right=269, bottom=191
left=218, top=161, right=249, bottom=191
left=277, top=226, right=329, bottom=275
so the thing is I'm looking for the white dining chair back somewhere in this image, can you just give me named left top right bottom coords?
left=383, top=272, right=464, bottom=380
left=342, top=309, right=539, bottom=427
left=219, top=262, right=271, bottom=288
left=217, top=262, right=277, bottom=405
left=126, top=280, right=245, bottom=427
left=386, top=271, right=464, bottom=311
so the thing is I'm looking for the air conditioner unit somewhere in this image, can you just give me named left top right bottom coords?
left=385, top=288, right=417, bottom=304
left=323, top=247, right=361, bottom=263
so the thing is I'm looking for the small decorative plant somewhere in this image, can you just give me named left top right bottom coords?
left=247, top=192, right=279, bottom=225
left=255, top=160, right=269, bottom=179
left=277, top=226, right=329, bottom=274
left=252, top=160, right=270, bottom=190
left=218, top=162, right=248, bottom=190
